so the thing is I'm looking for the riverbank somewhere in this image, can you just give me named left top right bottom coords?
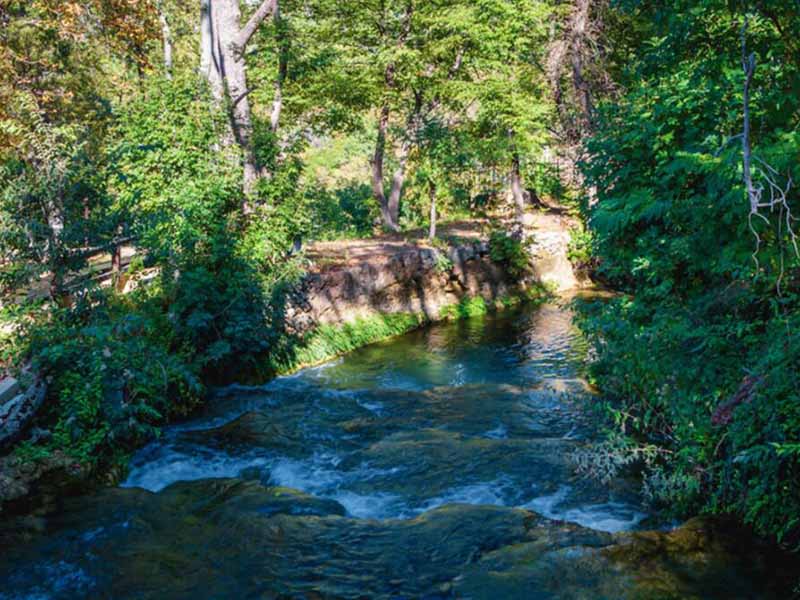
left=0, top=213, right=580, bottom=516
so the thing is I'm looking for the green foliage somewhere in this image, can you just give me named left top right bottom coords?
left=488, top=230, right=531, bottom=280
left=0, top=113, right=113, bottom=299
left=566, top=227, right=595, bottom=272
left=577, top=0, right=800, bottom=546
left=441, top=296, right=489, bottom=320
left=306, top=184, right=378, bottom=240
left=7, top=290, right=203, bottom=469
left=433, top=251, right=454, bottom=274
left=267, top=313, right=428, bottom=375
left=2, top=75, right=303, bottom=470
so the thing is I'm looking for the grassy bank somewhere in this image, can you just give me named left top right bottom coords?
left=266, top=288, right=549, bottom=376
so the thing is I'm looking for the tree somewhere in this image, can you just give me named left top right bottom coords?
left=463, top=0, right=553, bottom=228
left=199, top=0, right=279, bottom=203
left=0, top=0, right=159, bottom=300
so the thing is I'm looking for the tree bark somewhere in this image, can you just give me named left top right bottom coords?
left=510, top=152, right=527, bottom=226
left=371, top=102, right=394, bottom=229
left=741, top=18, right=756, bottom=206
left=570, top=0, right=594, bottom=125
left=386, top=90, right=423, bottom=228
left=199, top=0, right=277, bottom=203
left=200, top=0, right=222, bottom=99
left=158, top=3, right=173, bottom=78
left=387, top=141, right=410, bottom=228
left=371, top=3, right=414, bottom=231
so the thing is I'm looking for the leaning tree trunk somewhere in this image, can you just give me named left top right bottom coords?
left=199, top=0, right=278, bottom=205
left=570, top=0, right=594, bottom=128
left=371, top=3, right=413, bottom=231
left=270, top=1, right=288, bottom=133
left=387, top=140, right=410, bottom=229
left=385, top=91, right=423, bottom=229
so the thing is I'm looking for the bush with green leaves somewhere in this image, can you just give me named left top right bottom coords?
left=488, top=230, right=531, bottom=280
left=566, top=227, right=595, bottom=273
left=3, top=75, right=307, bottom=472
left=15, top=290, right=202, bottom=468
left=576, top=1, right=800, bottom=547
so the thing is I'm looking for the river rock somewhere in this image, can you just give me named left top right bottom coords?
left=0, top=377, right=20, bottom=403
left=3, top=479, right=794, bottom=600
left=0, top=451, right=89, bottom=515
left=338, top=428, right=576, bottom=502
left=0, top=375, right=47, bottom=450
left=454, top=516, right=796, bottom=599
left=179, top=410, right=305, bottom=456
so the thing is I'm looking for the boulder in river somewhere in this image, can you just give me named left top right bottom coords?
left=0, top=451, right=89, bottom=515
left=455, top=516, right=797, bottom=599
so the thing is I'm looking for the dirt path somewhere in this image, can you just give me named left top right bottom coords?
left=306, top=220, right=490, bottom=270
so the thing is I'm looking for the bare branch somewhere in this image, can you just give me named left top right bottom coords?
left=741, top=15, right=798, bottom=293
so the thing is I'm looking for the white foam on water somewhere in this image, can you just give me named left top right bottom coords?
left=415, top=479, right=514, bottom=516
left=268, top=453, right=344, bottom=492
left=483, top=424, right=508, bottom=439
left=280, top=357, right=344, bottom=381
left=268, top=455, right=409, bottom=519
left=449, top=363, right=467, bottom=386
left=122, top=446, right=270, bottom=492
left=332, top=490, right=403, bottom=519
left=356, top=397, right=384, bottom=414
left=558, top=503, right=647, bottom=533
left=522, top=485, right=646, bottom=533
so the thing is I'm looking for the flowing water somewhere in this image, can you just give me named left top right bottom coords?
left=0, top=303, right=791, bottom=599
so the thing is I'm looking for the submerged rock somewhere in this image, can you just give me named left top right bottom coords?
left=179, top=410, right=305, bottom=456
left=1, top=478, right=794, bottom=600
left=0, top=451, right=89, bottom=516
left=455, top=516, right=796, bottom=599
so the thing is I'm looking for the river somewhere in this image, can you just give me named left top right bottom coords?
left=0, top=302, right=790, bottom=599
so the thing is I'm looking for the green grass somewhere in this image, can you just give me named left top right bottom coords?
left=267, top=312, right=427, bottom=375
left=440, top=296, right=489, bottom=320
left=268, top=285, right=551, bottom=376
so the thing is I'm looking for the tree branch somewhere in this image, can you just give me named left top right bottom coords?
left=235, top=0, right=278, bottom=50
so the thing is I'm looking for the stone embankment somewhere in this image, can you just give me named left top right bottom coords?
left=284, top=214, right=585, bottom=335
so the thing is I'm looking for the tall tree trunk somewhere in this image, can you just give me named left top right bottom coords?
left=371, top=103, right=394, bottom=230
left=371, top=3, right=413, bottom=231
left=199, top=0, right=277, bottom=204
left=741, top=18, right=756, bottom=206
left=386, top=91, right=423, bottom=229
left=387, top=141, right=410, bottom=228
left=158, top=3, right=173, bottom=78
left=200, top=0, right=222, bottom=99
left=570, top=0, right=593, bottom=125
left=510, top=152, right=527, bottom=227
